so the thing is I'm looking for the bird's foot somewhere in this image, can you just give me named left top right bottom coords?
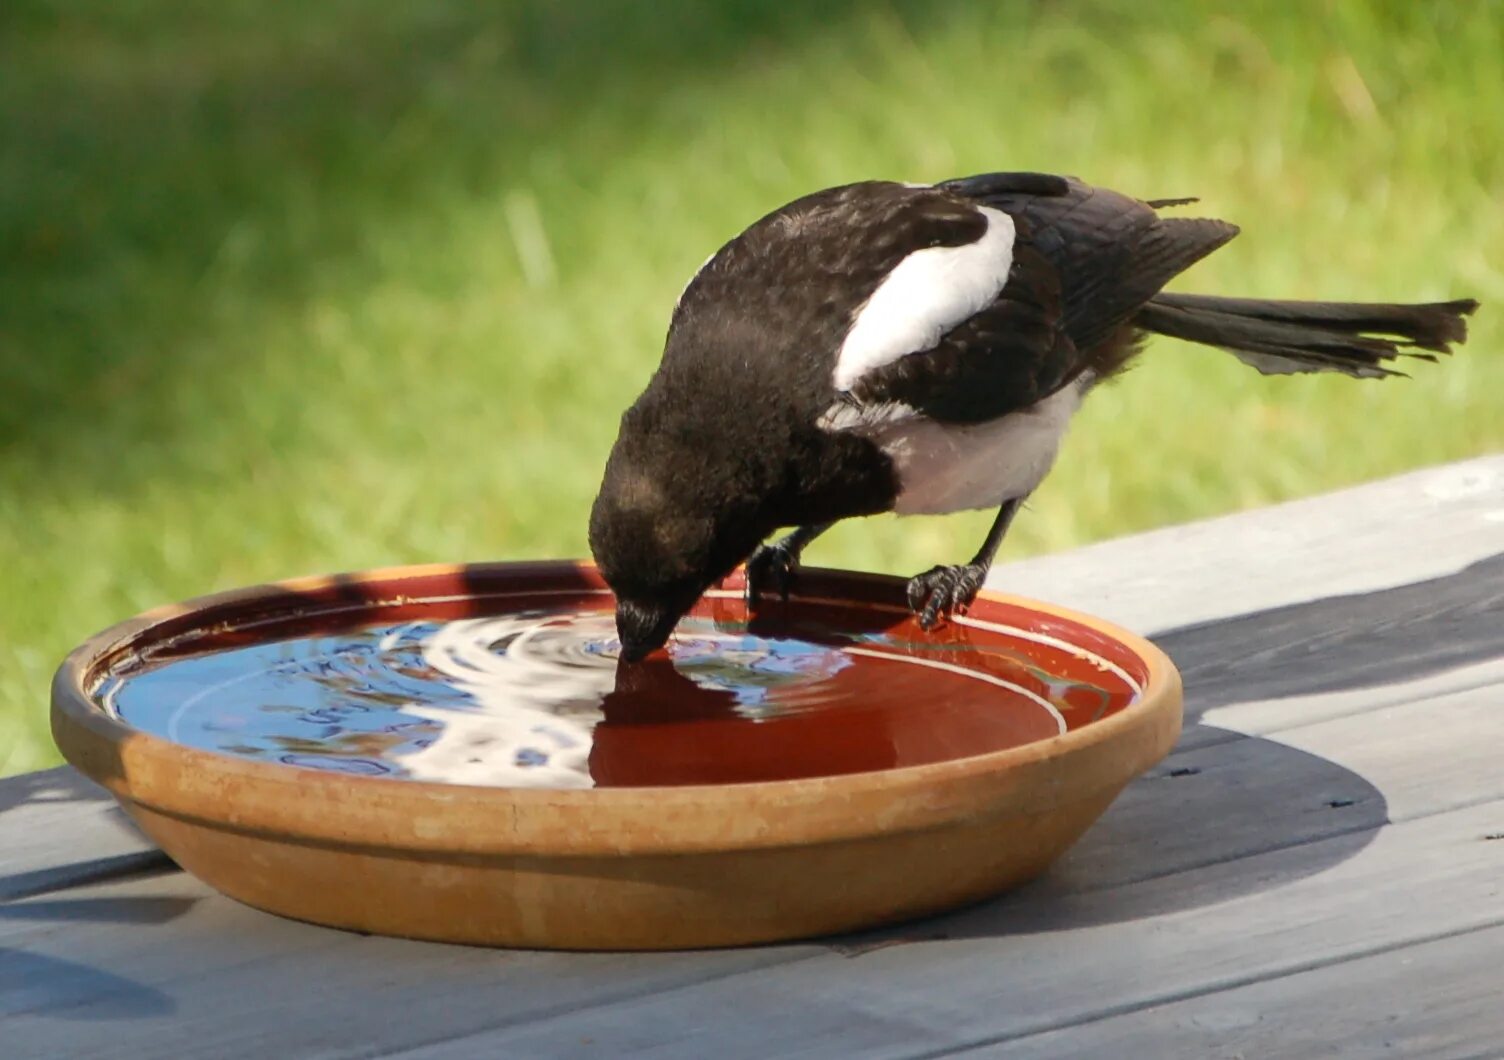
left=745, top=542, right=799, bottom=609
left=906, top=563, right=988, bottom=630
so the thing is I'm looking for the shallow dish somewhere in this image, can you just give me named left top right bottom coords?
left=52, top=561, right=1181, bottom=950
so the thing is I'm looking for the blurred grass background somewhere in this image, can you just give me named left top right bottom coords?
left=2, top=0, right=1500, bottom=776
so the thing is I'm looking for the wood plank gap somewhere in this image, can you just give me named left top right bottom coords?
left=365, top=948, right=832, bottom=1059
left=1059, top=780, right=1504, bottom=899
left=919, top=914, right=1504, bottom=1059
left=1053, top=816, right=1389, bottom=897
left=0, top=850, right=177, bottom=903
left=1205, top=671, right=1504, bottom=743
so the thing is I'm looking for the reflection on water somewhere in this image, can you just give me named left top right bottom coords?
left=94, top=604, right=1136, bottom=788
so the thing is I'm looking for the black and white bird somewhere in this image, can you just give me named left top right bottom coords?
left=589, top=171, right=1477, bottom=661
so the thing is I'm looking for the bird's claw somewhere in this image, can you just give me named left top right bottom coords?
left=906, top=563, right=988, bottom=630
left=745, top=543, right=798, bottom=609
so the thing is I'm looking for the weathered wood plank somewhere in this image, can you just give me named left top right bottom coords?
left=987, top=454, right=1504, bottom=633
left=0, top=870, right=818, bottom=1058
left=977, top=921, right=1504, bottom=1059
left=378, top=799, right=1504, bottom=1059
left=0, top=767, right=164, bottom=902
left=1246, top=685, right=1504, bottom=824
left=1197, top=655, right=1504, bottom=744
left=1151, top=547, right=1503, bottom=725
left=1041, top=676, right=1504, bottom=900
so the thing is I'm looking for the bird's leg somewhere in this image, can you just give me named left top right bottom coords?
left=907, top=497, right=1024, bottom=630
left=745, top=523, right=833, bottom=608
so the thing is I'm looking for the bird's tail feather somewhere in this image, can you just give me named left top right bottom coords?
left=1135, top=292, right=1479, bottom=378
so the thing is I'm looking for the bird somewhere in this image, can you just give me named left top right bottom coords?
left=588, top=171, right=1478, bottom=662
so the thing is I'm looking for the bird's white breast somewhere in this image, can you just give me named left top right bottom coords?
left=870, top=378, right=1087, bottom=516
left=833, top=205, right=1016, bottom=392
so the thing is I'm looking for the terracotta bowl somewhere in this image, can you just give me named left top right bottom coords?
left=52, top=562, right=1181, bottom=950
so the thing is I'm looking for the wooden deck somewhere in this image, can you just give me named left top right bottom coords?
left=4, top=455, right=1502, bottom=1058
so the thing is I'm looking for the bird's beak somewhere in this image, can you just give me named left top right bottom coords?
left=615, top=599, right=682, bottom=663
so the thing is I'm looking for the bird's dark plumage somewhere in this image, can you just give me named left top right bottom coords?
left=590, top=171, right=1478, bottom=660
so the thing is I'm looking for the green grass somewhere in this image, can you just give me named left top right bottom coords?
left=2, top=1, right=1500, bottom=776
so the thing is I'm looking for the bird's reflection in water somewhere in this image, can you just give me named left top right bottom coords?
left=590, top=654, right=900, bottom=786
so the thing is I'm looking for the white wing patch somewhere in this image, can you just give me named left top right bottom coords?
left=832, top=205, right=1016, bottom=392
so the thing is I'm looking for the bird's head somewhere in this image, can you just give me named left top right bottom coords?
left=589, top=405, right=767, bottom=662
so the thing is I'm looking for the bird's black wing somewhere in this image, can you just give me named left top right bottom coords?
left=949, top=173, right=1240, bottom=353
left=840, top=173, right=1238, bottom=424
left=665, top=180, right=994, bottom=420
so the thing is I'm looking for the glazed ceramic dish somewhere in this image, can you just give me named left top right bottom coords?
left=52, top=562, right=1182, bottom=950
